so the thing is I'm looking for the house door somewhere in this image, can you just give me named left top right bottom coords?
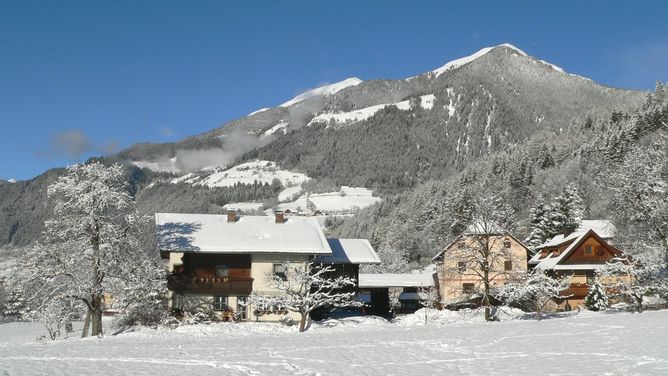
left=237, top=296, right=248, bottom=321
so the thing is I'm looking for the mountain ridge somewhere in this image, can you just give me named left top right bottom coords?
left=0, top=43, right=654, bottom=250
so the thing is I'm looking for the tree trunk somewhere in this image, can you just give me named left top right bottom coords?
left=90, top=293, right=103, bottom=337
left=81, top=310, right=91, bottom=338
left=299, top=312, right=308, bottom=332
left=483, top=268, right=492, bottom=321
left=536, top=306, right=542, bottom=321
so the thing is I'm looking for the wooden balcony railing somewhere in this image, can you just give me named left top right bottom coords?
left=560, top=284, right=589, bottom=298
left=168, top=274, right=254, bottom=294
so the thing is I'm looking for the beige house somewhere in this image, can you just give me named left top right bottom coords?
left=432, top=225, right=530, bottom=304
left=156, top=211, right=379, bottom=322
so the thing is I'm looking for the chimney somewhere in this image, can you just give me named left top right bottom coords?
left=275, top=210, right=285, bottom=224
left=562, top=223, right=577, bottom=237
left=227, top=210, right=237, bottom=223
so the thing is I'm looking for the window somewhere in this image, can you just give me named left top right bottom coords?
left=584, top=245, right=593, bottom=255
left=216, top=264, right=229, bottom=277
left=213, top=296, right=228, bottom=311
left=172, top=293, right=184, bottom=310
left=503, top=239, right=512, bottom=248
left=586, top=273, right=595, bottom=285
left=462, top=283, right=475, bottom=294
left=273, top=263, right=288, bottom=281
left=504, top=261, right=512, bottom=271
left=458, top=261, right=466, bottom=273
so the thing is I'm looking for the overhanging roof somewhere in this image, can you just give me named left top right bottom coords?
left=315, top=239, right=381, bottom=265
left=359, top=273, right=435, bottom=288
left=155, top=213, right=331, bottom=254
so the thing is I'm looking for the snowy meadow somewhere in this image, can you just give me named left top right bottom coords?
left=1, top=309, right=667, bottom=375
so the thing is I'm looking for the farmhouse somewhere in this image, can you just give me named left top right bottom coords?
left=529, top=220, right=623, bottom=310
left=155, top=211, right=379, bottom=322
left=432, top=223, right=530, bottom=305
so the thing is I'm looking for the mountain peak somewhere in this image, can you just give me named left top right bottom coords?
left=429, top=43, right=575, bottom=78
left=280, top=77, right=363, bottom=107
left=432, top=43, right=529, bottom=77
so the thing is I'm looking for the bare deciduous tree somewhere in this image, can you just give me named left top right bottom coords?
left=247, top=262, right=359, bottom=332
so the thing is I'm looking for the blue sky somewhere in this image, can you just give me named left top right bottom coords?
left=1, top=0, right=666, bottom=180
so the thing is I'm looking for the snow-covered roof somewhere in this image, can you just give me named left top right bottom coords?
left=314, top=239, right=381, bottom=265
left=552, top=264, right=606, bottom=271
left=537, top=220, right=616, bottom=250
left=579, top=220, right=616, bottom=238
left=532, top=228, right=621, bottom=271
left=533, top=231, right=588, bottom=270
left=464, top=221, right=507, bottom=235
left=155, top=213, right=331, bottom=255
left=358, top=273, right=435, bottom=288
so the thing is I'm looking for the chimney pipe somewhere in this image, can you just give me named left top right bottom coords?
left=227, top=210, right=237, bottom=223
left=275, top=211, right=285, bottom=224
left=562, top=223, right=577, bottom=237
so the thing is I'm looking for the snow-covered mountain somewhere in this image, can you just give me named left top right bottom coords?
left=120, top=43, right=644, bottom=174
left=0, top=43, right=651, bottom=248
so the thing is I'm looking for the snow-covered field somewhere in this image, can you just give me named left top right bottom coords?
left=275, top=186, right=381, bottom=213
left=222, top=202, right=265, bottom=213
left=1, top=310, right=667, bottom=375
left=307, top=94, right=436, bottom=128
left=188, top=160, right=310, bottom=188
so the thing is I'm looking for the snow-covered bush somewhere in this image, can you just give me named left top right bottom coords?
left=599, top=250, right=668, bottom=312
left=160, top=316, right=180, bottom=329
left=497, top=270, right=570, bottom=320
left=27, top=297, right=81, bottom=340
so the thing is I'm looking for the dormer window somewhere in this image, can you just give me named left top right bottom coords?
left=540, top=249, right=548, bottom=258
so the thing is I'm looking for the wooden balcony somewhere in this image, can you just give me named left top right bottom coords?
left=561, top=284, right=589, bottom=298
left=168, top=273, right=254, bottom=294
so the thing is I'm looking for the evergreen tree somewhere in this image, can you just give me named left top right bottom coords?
left=584, top=279, right=609, bottom=311
left=525, top=200, right=550, bottom=249
left=539, top=184, right=585, bottom=241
